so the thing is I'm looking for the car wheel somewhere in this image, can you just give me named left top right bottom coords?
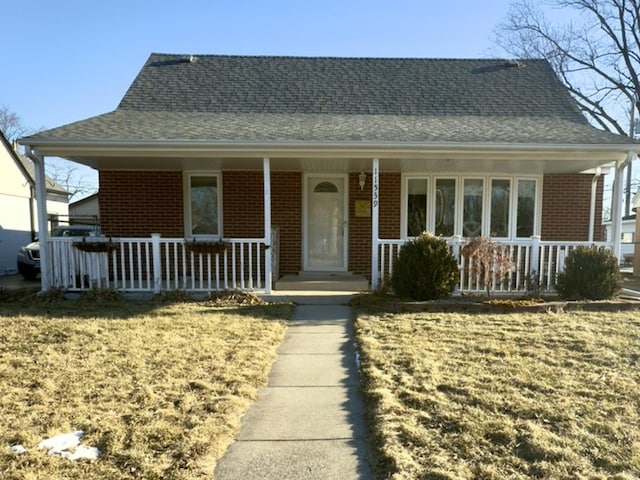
left=21, top=271, right=38, bottom=281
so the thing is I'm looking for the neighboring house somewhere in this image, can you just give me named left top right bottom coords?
left=0, top=130, right=68, bottom=276
left=69, top=192, right=99, bottom=226
left=603, top=214, right=636, bottom=265
left=19, top=54, right=640, bottom=292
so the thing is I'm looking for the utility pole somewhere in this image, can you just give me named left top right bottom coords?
left=625, top=94, right=638, bottom=218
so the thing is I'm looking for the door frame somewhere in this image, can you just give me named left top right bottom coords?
left=302, top=173, right=349, bottom=272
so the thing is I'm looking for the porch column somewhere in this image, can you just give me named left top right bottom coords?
left=263, top=157, right=272, bottom=294
left=588, top=168, right=602, bottom=242
left=611, top=152, right=635, bottom=260
left=26, top=147, right=51, bottom=292
left=371, top=158, right=380, bottom=290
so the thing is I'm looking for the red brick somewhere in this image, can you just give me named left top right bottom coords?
left=99, top=170, right=604, bottom=281
left=541, top=174, right=604, bottom=241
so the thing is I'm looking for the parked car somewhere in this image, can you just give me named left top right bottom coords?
left=17, top=225, right=100, bottom=280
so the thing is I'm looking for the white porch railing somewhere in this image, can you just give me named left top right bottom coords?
left=45, top=234, right=609, bottom=294
left=45, top=235, right=270, bottom=293
left=376, top=236, right=611, bottom=294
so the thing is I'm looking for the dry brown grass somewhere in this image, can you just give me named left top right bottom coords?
left=356, top=310, right=640, bottom=479
left=0, top=293, right=291, bottom=479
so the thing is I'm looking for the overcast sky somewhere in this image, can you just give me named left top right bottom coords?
left=2, top=0, right=552, bottom=197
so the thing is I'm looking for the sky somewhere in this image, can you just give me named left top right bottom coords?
left=0, top=0, right=566, bottom=200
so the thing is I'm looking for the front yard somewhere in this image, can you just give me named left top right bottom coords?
left=0, top=291, right=290, bottom=480
left=2, top=287, right=639, bottom=480
left=356, top=309, right=640, bottom=479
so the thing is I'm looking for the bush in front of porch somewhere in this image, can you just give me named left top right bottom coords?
left=556, top=245, right=622, bottom=300
left=391, top=233, right=458, bottom=301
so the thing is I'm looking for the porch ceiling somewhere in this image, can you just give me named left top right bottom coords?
left=29, top=141, right=632, bottom=174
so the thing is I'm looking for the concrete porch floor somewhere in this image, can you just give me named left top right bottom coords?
left=274, top=272, right=369, bottom=292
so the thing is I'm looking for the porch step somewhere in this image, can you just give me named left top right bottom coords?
left=274, top=272, right=369, bottom=292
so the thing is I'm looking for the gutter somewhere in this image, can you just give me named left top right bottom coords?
left=20, top=138, right=640, bottom=160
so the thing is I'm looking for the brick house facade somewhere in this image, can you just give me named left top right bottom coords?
left=21, top=54, right=638, bottom=291
left=99, top=169, right=604, bottom=280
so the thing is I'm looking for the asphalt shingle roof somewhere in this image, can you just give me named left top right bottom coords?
left=26, top=54, right=634, bottom=146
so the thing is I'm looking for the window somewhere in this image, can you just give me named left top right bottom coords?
left=186, top=174, right=221, bottom=236
left=314, top=181, right=339, bottom=193
left=407, top=178, right=428, bottom=236
left=516, top=179, right=536, bottom=238
left=490, top=179, right=511, bottom=238
left=402, top=174, right=539, bottom=239
left=435, top=178, right=456, bottom=237
left=463, top=179, right=483, bottom=237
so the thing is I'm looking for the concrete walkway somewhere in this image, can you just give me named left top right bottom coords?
left=214, top=301, right=373, bottom=480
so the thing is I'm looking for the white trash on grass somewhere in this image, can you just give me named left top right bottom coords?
left=37, top=430, right=84, bottom=455
left=62, top=445, right=101, bottom=461
left=9, top=444, right=27, bottom=454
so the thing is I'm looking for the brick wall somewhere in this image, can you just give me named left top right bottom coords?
left=272, top=172, right=302, bottom=275
left=99, top=170, right=603, bottom=279
left=99, top=170, right=183, bottom=237
left=222, top=171, right=265, bottom=238
left=541, top=173, right=605, bottom=241
left=349, top=172, right=401, bottom=277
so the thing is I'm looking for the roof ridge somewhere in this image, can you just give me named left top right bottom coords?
left=148, top=52, right=546, bottom=63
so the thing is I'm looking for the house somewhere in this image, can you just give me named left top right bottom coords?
left=603, top=214, right=636, bottom=266
left=19, top=54, right=640, bottom=292
left=0, top=130, right=68, bottom=276
left=69, top=192, right=99, bottom=226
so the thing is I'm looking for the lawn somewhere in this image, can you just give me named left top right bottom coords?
left=356, top=309, right=640, bottom=479
left=0, top=290, right=291, bottom=480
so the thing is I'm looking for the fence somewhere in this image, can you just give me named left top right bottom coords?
left=376, top=236, right=610, bottom=294
left=45, top=234, right=270, bottom=293
left=45, top=234, right=610, bottom=294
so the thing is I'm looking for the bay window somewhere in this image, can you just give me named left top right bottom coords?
left=402, top=174, right=539, bottom=239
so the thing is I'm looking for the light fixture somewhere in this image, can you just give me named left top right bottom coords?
left=358, top=172, right=367, bottom=191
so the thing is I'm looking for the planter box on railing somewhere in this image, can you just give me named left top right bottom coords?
left=72, top=239, right=119, bottom=253
left=183, top=240, right=231, bottom=255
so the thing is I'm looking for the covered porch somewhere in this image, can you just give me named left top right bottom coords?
left=21, top=144, right=636, bottom=295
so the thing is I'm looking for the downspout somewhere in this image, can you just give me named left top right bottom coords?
left=25, top=146, right=50, bottom=292
left=611, top=152, right=635, bottom=261
left=28, top=185, right=37, bottom=241
left=588, top=167, right=602, bottom=242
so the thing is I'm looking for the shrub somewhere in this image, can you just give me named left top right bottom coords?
left=555, top=245, right=622, bottom=300
left=461, top=237, right=515, bottom=299
left=391, top=233, right=459, bottom=300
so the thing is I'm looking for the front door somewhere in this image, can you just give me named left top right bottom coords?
left=304, top=175, right=348, bottom=271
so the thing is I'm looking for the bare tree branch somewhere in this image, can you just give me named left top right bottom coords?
left=0, top=106, right=97, bottom=201
left=494, top=0, right=639, bottom=136
left=0, top=105, right=31, bottom=143
left=46, top=159, right=97, bottom=202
